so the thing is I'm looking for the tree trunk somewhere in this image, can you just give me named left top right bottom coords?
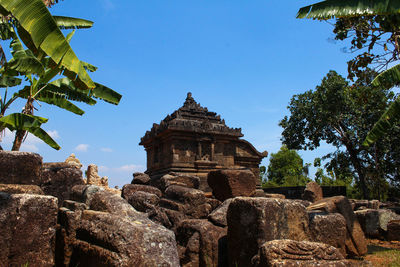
left=344, top=141, right=369, bottom=199
left=12, top=97, right=34, bottom=151
left=11, top=130, right=26, bottom=151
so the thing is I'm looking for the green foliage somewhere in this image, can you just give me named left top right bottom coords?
left=0, top=0, right=122, bottom=150
left=0, top=113, right=60, bottom=149
left=280, top=70, right=400, bottom=199
left=0, top=0, right=95, bottom=89
left=313, top=156, right=359, bottom=199
left=297, top=0, right=400, bottom=20
left=264, top=146, right=311, bottom=187
left=297, top=0, right=400, bottom=146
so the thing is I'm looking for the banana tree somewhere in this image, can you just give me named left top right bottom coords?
left=297, top=0, right=400, bottom=146
left=0, top=0, right=95, bottom=89
left=0, top=8, right=121, bottom=150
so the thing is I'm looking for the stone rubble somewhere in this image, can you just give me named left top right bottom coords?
left=1, top=151, right=398, bottom=266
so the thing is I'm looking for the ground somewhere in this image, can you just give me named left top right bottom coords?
left=364, top=239, right=400, bottom=267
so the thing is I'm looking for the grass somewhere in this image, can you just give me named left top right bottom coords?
left=365, top=245, right=400, bottom=267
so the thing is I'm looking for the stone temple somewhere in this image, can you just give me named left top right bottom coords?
left=140, top=93, right=268, bottom=190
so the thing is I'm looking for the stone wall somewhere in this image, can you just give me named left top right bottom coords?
left=263, top=186, right=347, bottom=199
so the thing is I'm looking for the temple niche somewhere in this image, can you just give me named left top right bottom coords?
left=139, top=93, right=268, bottom=190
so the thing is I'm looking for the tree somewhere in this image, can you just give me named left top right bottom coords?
left=297, top=0, right=400, bottom=146
left=280, top=70, right=400, bottom=199
left=0, top=0, right=95, bottom=89
left=0, top=0, right=122, bottom=150
left=265, top=146, right=310, bottom=187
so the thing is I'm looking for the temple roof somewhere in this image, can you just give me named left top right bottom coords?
left=140, top=92, right=243, bottom=144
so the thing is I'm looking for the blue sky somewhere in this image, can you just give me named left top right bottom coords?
left=2, top=0, right=355, bottom=187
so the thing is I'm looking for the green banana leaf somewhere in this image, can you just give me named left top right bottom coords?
left=361, top=64, right=400, bottom=146
left=297, top=0, right=400, bottom=19
left=0, top=0, right=95, bottom=89
left=363, top=96, right=400, bottom=146
left=49, top=78, right=97, bottom=105
left=51, top=77, right=121, bottom=105
left=5, top=34, right=44, bottom=76
left=16, top=86, right=85, bottom=115
left=53, top=16, right=93, bottom=29
left=0, top=75, right=21, bottom=87
left=81, top=61, right=98, bottom=72
left=36, top=91, right=85, bottom=115
left=372, top=63, right=400, bottom=88
left=0, top=113, right=60, bottom=150
left=91, top=82, right=122, bottom=105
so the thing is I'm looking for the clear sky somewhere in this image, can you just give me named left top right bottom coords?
left=2, top=0, right=355, bottom=187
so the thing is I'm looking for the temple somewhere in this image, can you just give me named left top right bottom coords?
left=139, top=93, right=268, bottom=190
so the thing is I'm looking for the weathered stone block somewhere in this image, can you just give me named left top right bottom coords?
left=176, top=219, right=227, bottom=267
left=227, top=197, right=310, bottom=266
left=355, top=208, right=400, bottom=238
left=0, top=151, right=42, bottom=184
left=302, top=181, right=323, bottom=202
left=309, top=196, right=367, bottom=257
left=387, top=220, right=400, bottom=241
left=208, top=198, right=234, bottom=227
left=131, top=172, right=151, bottom=185
left=0, top=193, right=58, bottom=266
left=165, top=184, right=206, bottom=206
left=122, top=183, right=162, bottom=198
left=207, top=169, right=256, bottom=201
left=0, top=183, right=44, bottom=194
left=255, top=240, right=350, bottom=267
left=89, top=189, right=146, bottom=220
left=57, top=208, right=180, bottom=267
left=309, top=212, right=347, bottom=257
left=160, top=173, right=200, bottom=191
left=126, top=191, right=160, bottom=212
left=41, top=162, right=85, bottom=207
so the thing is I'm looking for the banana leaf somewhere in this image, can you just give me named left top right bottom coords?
left=53, top=16, right=93, bottom=29
left=0, top=75, right=21, bottom=87
left=0, top=113, right=60, bottom=150
left=0, top=0, right=95, bottom=89
left=363, top=96, right=400, bottom=146
left=297, top=0, right=400, bottom=19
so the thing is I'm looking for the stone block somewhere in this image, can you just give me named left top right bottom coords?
left=255, top=240, right=351, bottom=267
left=0, top=184, right=44, bottom=194
left=355, top=208, right=400, bottom=238
left=41, top=162, right=85, bottom=207
left=227, top=197, right=310, bottom=266
left=309, top=196, right=367, bottom=257
left=57, top=208, right=179, bottom=267
left=122, top=184, right=162, bottom=198
left=387, top=220, right=400, bottom=241
left=207, top=169, right=256, bottom=201
left=126, top=191, right=160, bottom=212
left=160, top=173, right=200, bottom=191
left=131, top=172, right=151, bottom=185
left=309, top=212, right=347, bottom=257
left=208, top=198, right=234, bottom=227
left=302, top=181, right=323, bottom=202
left=0, top=193, right=58, bottom=266
left=0, top=151, right=42, bottom=184
left=176, top=219, right=227, bottom=267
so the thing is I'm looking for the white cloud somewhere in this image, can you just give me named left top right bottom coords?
left=48, top=130, right=60, bottom=139
left=116, top=164, right=144, bottom=172
left=75, top=144, right=89, bottom=152
left=101, top=147, right=113, bottom=153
